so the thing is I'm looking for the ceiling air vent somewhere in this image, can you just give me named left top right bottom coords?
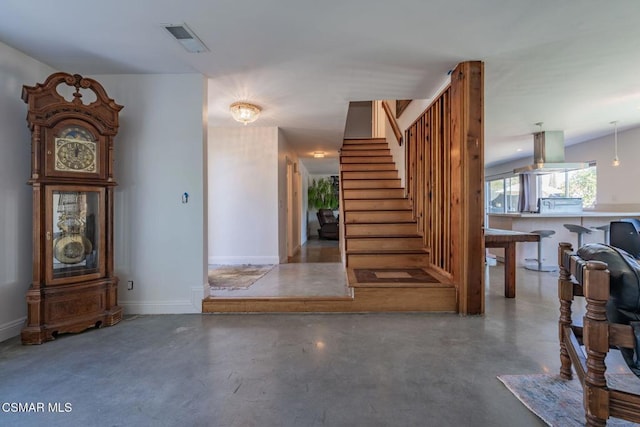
left=162, top=23, right=209, bottom=53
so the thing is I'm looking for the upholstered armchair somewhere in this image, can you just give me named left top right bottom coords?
left=317, top=209, right=339, bottom=240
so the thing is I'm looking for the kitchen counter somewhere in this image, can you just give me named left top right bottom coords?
left=486, top=212, right=640, bottom=267
left=488, top=211, right=640, bottom=218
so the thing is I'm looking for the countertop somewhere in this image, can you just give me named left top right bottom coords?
left=487, top=211, right=640, bottom=218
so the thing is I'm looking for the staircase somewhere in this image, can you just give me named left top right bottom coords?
left=341, top=138, right=456, bottom=310
left=201, top=138, right=457, bottom=314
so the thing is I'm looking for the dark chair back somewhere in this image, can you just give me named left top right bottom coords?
left=610, top=219, right=640, bottom=258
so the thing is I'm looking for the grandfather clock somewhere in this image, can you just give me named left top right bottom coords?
left=21, top=72, right=123, bottom=344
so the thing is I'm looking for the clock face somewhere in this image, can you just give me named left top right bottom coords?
left=54, top=126, right=98, bottom=173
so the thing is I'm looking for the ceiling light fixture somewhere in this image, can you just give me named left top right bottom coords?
left=313, top=152, right=325, bottom=158
left=229, top=102, right=261, bottom=125
left=611, top=120, right=620, bottom=167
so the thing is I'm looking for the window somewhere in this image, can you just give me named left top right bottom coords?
left=536, top=164, right=597, bottom=208
left=487, top=176, right=520, bottom=213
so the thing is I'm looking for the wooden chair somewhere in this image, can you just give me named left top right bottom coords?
left=558, top=242, right=640, bottom=426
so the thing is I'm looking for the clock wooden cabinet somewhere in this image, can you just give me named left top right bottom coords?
left=21, top=72, right=123, bottom=344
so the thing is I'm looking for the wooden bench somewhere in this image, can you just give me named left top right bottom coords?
left=558, top=242, right=640, bottom=426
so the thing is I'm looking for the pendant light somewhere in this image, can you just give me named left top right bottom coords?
left=611, top=121, right=620, bottom=167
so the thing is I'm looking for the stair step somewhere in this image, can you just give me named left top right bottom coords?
left=342, top=170, right=398, bottom=179
left=345, top=210, right=414, bottom=223
left=343, top=188, right=405, bottom=199
left=341, top=179, right=401, bottom=189
left=340, top=149, right=391, bottom=157
left=346, top=268, right=452, bottom=289
left=202, top=287, right=457, bottom=312
left=347, top=251, right=429, bottom=268
left=346, top=236, right=424, bottom=251
left=341, top=163, right=397, bottom=171
left=341, top=143, right=390, bottom=150
left=341, top=156, right=393, bottom=163
left=346, top=222, right=417, bottom=237
left=343, top=199, right=412, bottom=210
left=343, top=138, right=387, bottom=145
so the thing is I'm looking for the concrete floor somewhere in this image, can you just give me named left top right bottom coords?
left=0, top=265, right=573, bottom=427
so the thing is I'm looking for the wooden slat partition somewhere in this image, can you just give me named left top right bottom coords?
left=404, top=61, right=484, bottom=314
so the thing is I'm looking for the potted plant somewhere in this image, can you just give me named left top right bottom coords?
left=307, top=177, right=339, bottom=210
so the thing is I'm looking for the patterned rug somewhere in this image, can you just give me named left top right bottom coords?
left=498, top=373, right=640, bottom=426
left=353, top=268, right=439, bottom=283
left=208, top=265, right=274, bottom=290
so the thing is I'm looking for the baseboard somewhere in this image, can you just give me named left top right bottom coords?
left=208, top=256, right=280, bottom=265
left=120, top=286, right=204, bottom=314
left=0, top=317, right=26, bottom=343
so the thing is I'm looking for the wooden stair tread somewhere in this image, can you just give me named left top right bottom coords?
left=343, top=196, right=406, bottom=200
left=346, top=220, right=417, bottom=226
left=346, top=268, right=453, bottom=289
left=347, top=233, right=422, bottom=239
left=346, top=249, right=428, bottom=255
left=342, top=138, right=388, bottom=144
left=344, top=209, right=413, bottom=212
left=341, top=177, right=400, bottom=180
left=340, top=150, right=389, bottom=153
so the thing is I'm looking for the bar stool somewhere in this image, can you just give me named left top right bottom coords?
left=525, top=230, right=557, bottom=272
left=564, top=224, right=592, bottom=248
left=592, top=224, right=610, bottom=244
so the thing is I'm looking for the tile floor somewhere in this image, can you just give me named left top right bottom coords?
left=210, top=239, right=349, bottom=298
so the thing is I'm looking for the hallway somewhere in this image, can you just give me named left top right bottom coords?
left=209, top=239, right=348, bottom=298
left=288, top=238, right=340, bottom=263
left=0, top=266, right=574, bottom=426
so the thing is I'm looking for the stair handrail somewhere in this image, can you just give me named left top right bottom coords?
left=381, top=100, right=403, bottom=146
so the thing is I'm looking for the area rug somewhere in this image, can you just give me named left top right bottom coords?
left=208, top=265, right=274, bottom=290
left=353, top=268, right=439, bottom=284
left=498, top=373, right=640, bottom=426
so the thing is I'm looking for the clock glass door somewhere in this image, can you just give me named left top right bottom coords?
left=47, top=187, right=105, bottom=284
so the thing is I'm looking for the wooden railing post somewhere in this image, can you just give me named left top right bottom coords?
left=450, top=61, right=485, bottom=315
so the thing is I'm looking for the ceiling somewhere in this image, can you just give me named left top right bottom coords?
left=1, top=1, right=639, bottom=173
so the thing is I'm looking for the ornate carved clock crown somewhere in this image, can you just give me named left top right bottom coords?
left=21, top=72, right=123, bottom=345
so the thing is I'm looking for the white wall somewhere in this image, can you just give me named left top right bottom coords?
left=95, top=73, right=207, bottom=314
left=278, top=129, right=291, bottom=262
left=0, top=42, right=55, bottom=341
left=485, top=126, right=640, bottom=211
left=566, top=127, right=640, bottom=210
left=277, top=129, right=306, bottom=262
left=344, top=101, right=372, bottom=138
left=208, top=126, right=280, bottom=264
left=384, top=79, right=450, bottom=188
left=299, top=161, right=310, bottom=244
